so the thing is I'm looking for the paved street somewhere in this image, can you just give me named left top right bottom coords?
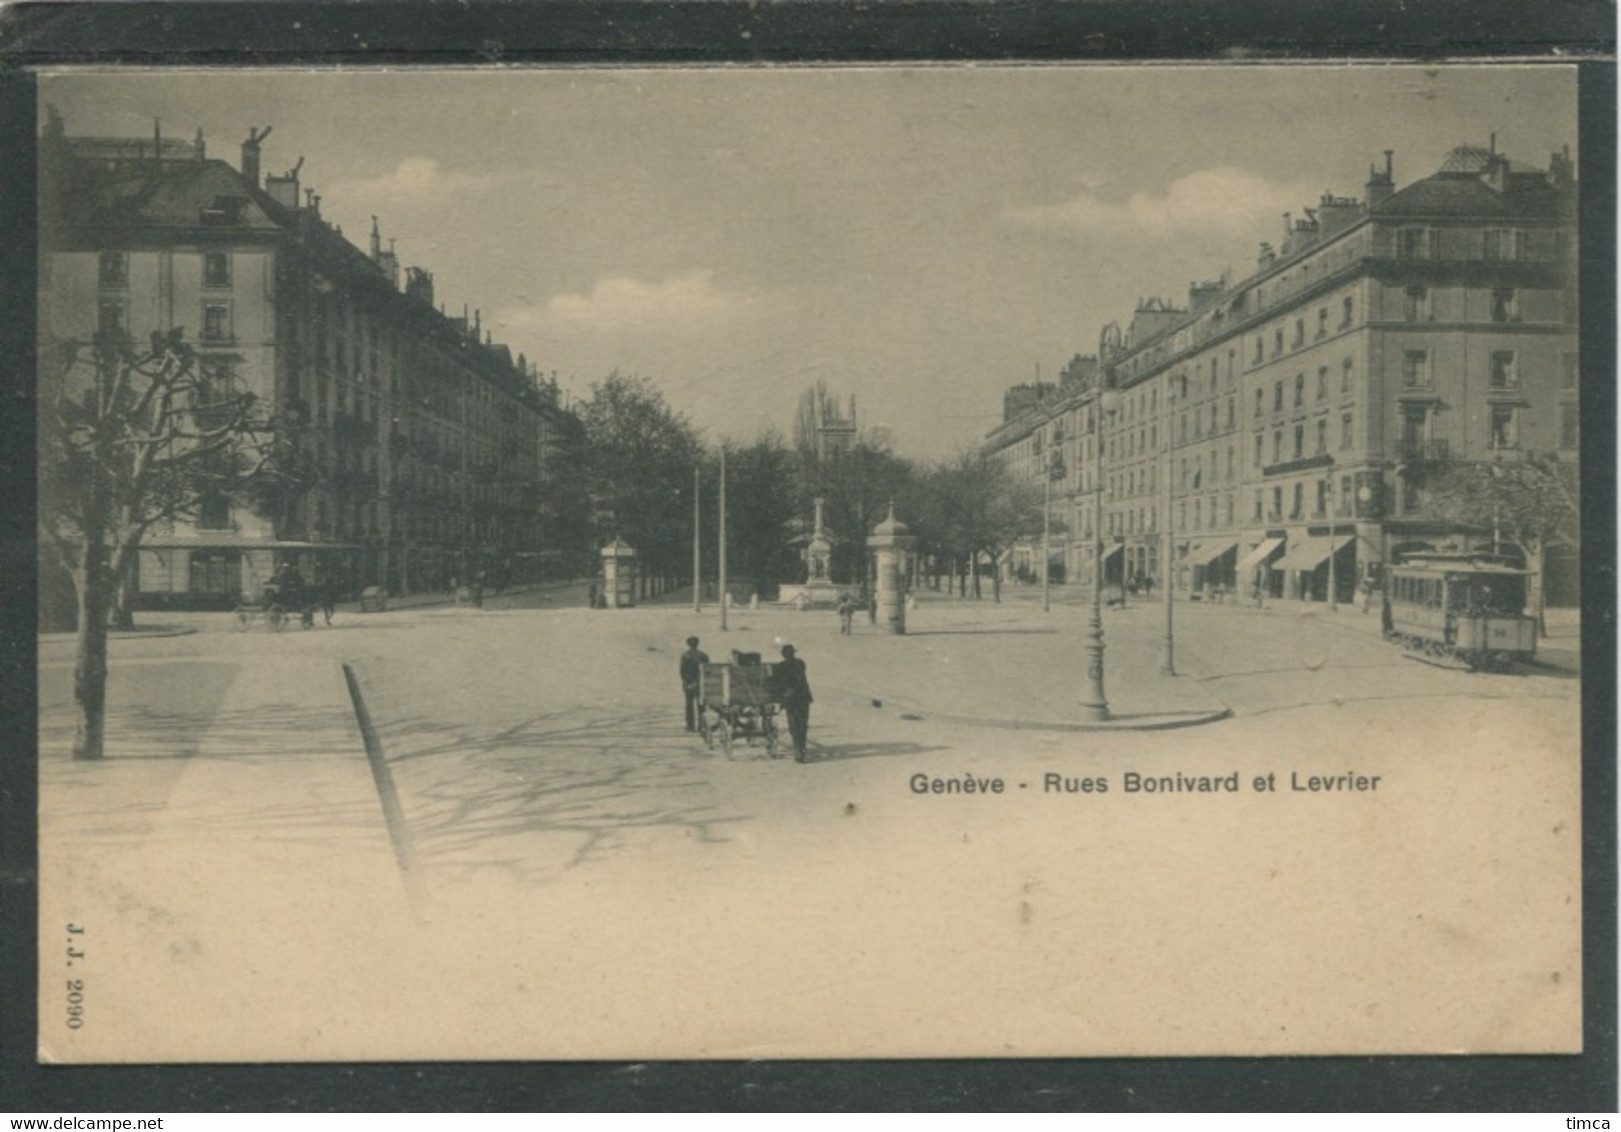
left=37, top=589, right=1582, bottom=1060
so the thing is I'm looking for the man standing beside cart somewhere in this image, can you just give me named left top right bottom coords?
left=680, top=635, right=709, bottom=732
left=774, top=643, right=814, bottom=762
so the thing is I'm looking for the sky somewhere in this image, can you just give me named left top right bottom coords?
left=42, top=65, right=1577, bottom=459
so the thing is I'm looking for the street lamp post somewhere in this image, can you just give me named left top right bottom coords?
left=1042, top=450, right=1061, bottom=613
left=1160, top=375, right=1175, bottom=676
left=1326, top=460, right=1339, bottom=613
left=1081, top=388, right=1118, bottom=722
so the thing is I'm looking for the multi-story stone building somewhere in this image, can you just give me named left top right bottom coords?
left=989, top=141, right=1579, bottom=608
left=39, top=111, right=584, bottom=609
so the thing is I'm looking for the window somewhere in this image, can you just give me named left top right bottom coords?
left=1489, top=406, right=1517, bottom=449
left=202, top=302, right=231, bottom=342
left=1315, top=418, right=1327, bottom=455
left=1340, top=296, right=1354, bottom=328
left=98, top=251, right=127, bottom=287
left=1273, top=381, right=1284, bottom=412
left=1292, top=319, right=1305, bottom=348
left=1316, top=366, right=1328, bottom=401
left=1560, top=404, right=1579, bottom=449
left=198, top=493, right=232, bottom=530
left=1489, top=351, right=1517, bottom=390
left=189, top=550, right=241, bottom=595
left=97, top=300, right=124, bottom=337
left=1291, top=483, right=1304, bottom=519
left=1293, top=424, right=1305, bottom=459
left=1397, top=227, right=1432, bottom=260
left=1404, top=286, right=1429, bottom=321
left=1272, top=487, right=1283, bottom=521
left=1341, top=357, right=1354, bottom=394
left=1253, top=434, right=1264, bottom=468
left=1272, top=429, right=1282, bottom=464
left=203, top=252, right=232, bottom=288
left=1340, top=411, right=1353, bottom=450
left=1226, top=398, right=1235, bottom=429
left=1253, top=491, right=1264, bottom=521
left=1402, top=350, right=1429, bottom=388
left=1340, top=476, right=1353, bottom=516
left=1226, top=446, right=1235, bottom=480
left=1483, top=228, right=1524, bottom=261
left=1315, top=480, right=1328, bottom=517
left=1294, top=373, right=1305, bottom=407
left=1491, top=288, right=1518, bottom=322
left=1317, top=308, right=1329, bottom=338
left=1274, top=329, right=1284, bottom=357
left=1255, top=388, right=1264, bottom=417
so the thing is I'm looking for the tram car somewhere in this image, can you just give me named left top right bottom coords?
left=1385, top=552, right=1536, bottom=669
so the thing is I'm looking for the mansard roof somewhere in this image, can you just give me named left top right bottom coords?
left=1373, top=166, right=1571, bottom=221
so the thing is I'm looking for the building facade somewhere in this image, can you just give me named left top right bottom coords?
left=988, top=142, right=1579, bottom=607
left=39, top=111, right=584, bottom=609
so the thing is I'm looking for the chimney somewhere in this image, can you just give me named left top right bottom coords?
left=265, top=155, right=303, bottom=210
left=1316, top=192, right=1364, bottom=240
left=1548, top=145, right=1575, bottom=190
left=370, top=215, right=381, bottom=259
left=1365, top=149, right=1395, bottom=209
left=241, top=125, right=272, bottom=188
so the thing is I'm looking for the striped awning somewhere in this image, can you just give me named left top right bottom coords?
left=1236, top=537, right=1286, bottom=574
left=1274, top=535, right=1342, bottom=574
left=1192, top=539, right=1239, bottom=568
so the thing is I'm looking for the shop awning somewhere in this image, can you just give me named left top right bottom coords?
left=1100, top=543, right=1124, bottom=563
left=1236, top=537, right=1285, bottom=574
left=1192, top=539, right=1239, bottom=568
left=1274, top=535, right=1342, bottom=574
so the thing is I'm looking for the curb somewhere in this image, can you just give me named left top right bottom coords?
left=826, top=684, right=1235, bottom=733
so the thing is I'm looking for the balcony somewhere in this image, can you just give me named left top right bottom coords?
left=1398, top=438, right=1450, bottom=464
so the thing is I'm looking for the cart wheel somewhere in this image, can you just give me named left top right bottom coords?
left=266, top=604, right=287, bottom=632
left=763, top=712, right=780, bottom=758
left=717, top=717, right=733, bottom=758
left=698, top=710, right=714, bottom=750
left=235, top=607, right=253, bottom=631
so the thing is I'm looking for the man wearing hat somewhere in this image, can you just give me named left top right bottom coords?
left=680, top=636, right=710, bottom=732
left=775, top=643, right=814, bottom=762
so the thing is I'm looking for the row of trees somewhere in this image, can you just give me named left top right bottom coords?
left=41, top=329, right=1582, bottom=760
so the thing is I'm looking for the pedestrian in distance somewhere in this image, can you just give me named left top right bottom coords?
left=587, top=580, right=598, bottom=609
left=680, top=636, right=710, bottom=732
left=472, top=569, right=486, bottom=609
left=774, top=643, right=814, bottom=762
left=837, top=593, right=855, bottom=636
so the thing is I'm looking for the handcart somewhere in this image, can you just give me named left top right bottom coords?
left=696, top=651, right=783, bottom=758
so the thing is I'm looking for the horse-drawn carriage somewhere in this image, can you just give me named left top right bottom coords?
left=696, top=651, right=784, bottom=758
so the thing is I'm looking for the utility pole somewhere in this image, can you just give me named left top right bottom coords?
left=692, top=465, right=702, bottom=612
left=718, top=446, right=728, bottom=632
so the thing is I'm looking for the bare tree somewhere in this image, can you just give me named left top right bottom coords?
left=40, top=328, right=262, bottom=759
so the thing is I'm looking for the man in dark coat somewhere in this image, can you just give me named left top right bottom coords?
left=775, top=643, right=814, bottom=761
left=680, top=636, right=710, bottom=732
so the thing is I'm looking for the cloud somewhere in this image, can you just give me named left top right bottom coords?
left=1006, top=167, right=1313, bottom=239
left=325, top=156, right=493, bottom=207
left=498, top=270, right=769, bottom=340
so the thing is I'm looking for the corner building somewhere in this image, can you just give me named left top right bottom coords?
left=1090, top=143, right=1577, bottom=606
left=38, top=111, right=584, bottom=608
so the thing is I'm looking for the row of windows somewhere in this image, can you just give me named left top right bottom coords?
left=99, top=250, right=232, bottom=289
left=1400, top=349, right=1524, bottom=390
left=96, top=298, right=234, bottom=343
left=1251, top=478, right=1357, bottom=523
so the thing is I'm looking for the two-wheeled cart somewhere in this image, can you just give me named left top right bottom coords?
left=696, top=651, right=783, bottom=758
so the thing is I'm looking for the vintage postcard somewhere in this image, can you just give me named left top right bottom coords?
left=35, top=63, right=1585, bottom=1062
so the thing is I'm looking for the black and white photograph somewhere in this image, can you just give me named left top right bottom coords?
left=32, top=62, right=1588, bottom=1063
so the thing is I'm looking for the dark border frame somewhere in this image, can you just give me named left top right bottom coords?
left=2, top=2, right=1614, bottom=1112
